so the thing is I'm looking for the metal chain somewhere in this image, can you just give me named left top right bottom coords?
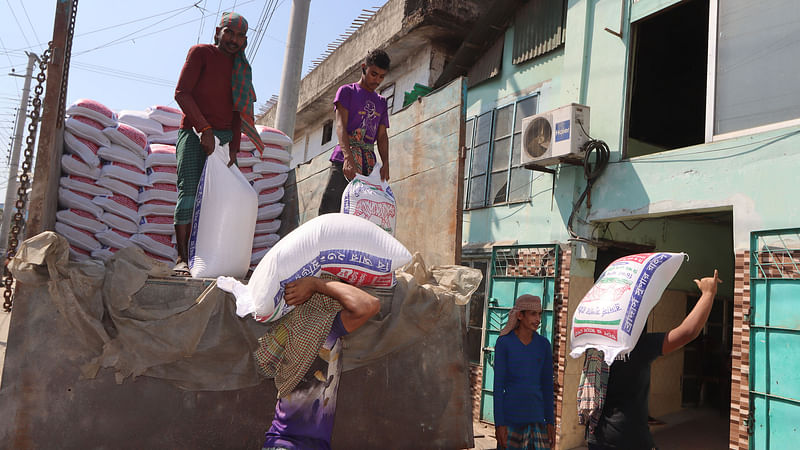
left=57, top=0, right=79, bottom=128
left=2, top=44, right=52, bottom=313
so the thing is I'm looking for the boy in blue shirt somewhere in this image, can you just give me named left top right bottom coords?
left=494, top=294, right=555, bottom=449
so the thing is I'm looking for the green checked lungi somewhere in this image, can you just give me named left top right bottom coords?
left=174, top=128, right=233, bottom=225
left=500, top=423, right=551, bottom=450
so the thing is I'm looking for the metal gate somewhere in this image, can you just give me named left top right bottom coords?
left=749, top=229, right=800, bottom=449
left=480, top=244, right=559, bottom=422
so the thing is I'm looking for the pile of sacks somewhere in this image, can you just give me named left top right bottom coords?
left=56, top=99, right=294, bottom=268
left=245, top=125, right=292, bottom=268
left=57, top=99, right=181, bottom=264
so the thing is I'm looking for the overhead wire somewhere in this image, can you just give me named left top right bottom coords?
left=72, top=0, right=257, bottom=56
left=196, top=0, right=209, bottom=44
left=247, top=0, right=282, bottom=62
left=18, top=0, right=44, bottom=52
left=5, top=0, right=32, bottom=50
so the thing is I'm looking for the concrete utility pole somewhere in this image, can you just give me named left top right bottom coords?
left=1, top=52, right=39, bottom=252
left=274, top=0, right=311, bottom=141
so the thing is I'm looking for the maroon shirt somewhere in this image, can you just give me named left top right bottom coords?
left=174, top=44, right=241, bottom=152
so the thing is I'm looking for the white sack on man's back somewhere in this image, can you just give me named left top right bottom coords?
left=188, top=137, right=257, bottom=278
left=216, top=213, right=412, bottom=323
left=569, top=252, right=686, bottom=364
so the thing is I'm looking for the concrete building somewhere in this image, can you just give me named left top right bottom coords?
left=454, top=0, right=800, bottom=449
left=261, top=0, right=800, bottom=448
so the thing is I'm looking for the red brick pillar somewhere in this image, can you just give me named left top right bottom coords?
left=730, top=250, right=751, bottom=449
left=553, top=248, right=572, bottom=450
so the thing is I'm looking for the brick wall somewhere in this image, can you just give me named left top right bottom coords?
left=553, top=248, right=572, bottom=450
left=469, top=363, right=482, bottom=422
left=729, top=250, right=750, bottom=449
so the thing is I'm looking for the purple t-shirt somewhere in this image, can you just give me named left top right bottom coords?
left=329, top=82, right=390, bottom=163
left=262, top=313, right=348, bottom=450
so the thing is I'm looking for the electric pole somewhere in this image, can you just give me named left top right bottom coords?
left=275, top=0, right=311, bottom=141
left=1, top=52, right=39, bottom=253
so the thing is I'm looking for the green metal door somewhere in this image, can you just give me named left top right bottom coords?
left=480, top=244, right=559, bottom=423
left=749, top=229, right=800, bottom=449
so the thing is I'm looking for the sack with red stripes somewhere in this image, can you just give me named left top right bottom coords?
left=103, top=123, right=147, bottom=158
left=66, top=98, right=118, bottom=127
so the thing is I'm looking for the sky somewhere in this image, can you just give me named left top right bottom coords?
left=0, top=0, right=387, bottom=202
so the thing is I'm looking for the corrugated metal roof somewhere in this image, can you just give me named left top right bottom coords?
left=512, top=0, right=566, bottom=65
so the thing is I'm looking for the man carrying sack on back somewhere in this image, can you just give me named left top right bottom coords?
left=173, top=12, right=264, bottom=274
left=318, top=49, right=391, bottom=215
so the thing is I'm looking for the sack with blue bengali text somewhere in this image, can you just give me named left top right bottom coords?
left=569, top=252, right=686, bottom=364
left=216, top=213, right=411, bottom=323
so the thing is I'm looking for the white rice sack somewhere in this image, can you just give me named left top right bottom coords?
left=146, top=105, right=183, bottom=127
left=97, top=144, right=146, bottom=171
left=260, top=145, right=292, bottom=163
left=65, top=116, right=111, bottom=146
left=96, top=228, right=137, bottom=249
left=253, top=160, right=290, bottom=175
left=56, top=209, right=108, bottom=234
left=257, top=203, right=284, bottom=221
left=250, top=247, right=271, bottom=265
left=55, top=221, right=102, bottom=251
left=100, top=212, right=139, bottom=235
left=237, top=166, right=260, bottom=182
left=341, top=163, right=396, bottom=235
left=92, top=194, right=139, bottom=224
left=138, top=183, right=178, bottom=204
left=257, top=126, right=292, bottom=147
left=252, top=233, right=280, bottom=248
left=139, top=200, right=175, bottom=217
left=60, top=175, right=112, bottom=197
left=62, top=154, right=101, bottom=179
left=91, top=246, right=117, bottom=262
left=569, top=252, right=687, bottom=364
left=146, top=144, right=177, bottom=168
left=239, top=137, right=256, bottom=151
left=187, top=138, right=257, bottom=279
left=66, top=99, right=118, bottom=127
left=148, top=131, right=179, bottom=145
left=147, top=166, right=178, bottom=185
left=131, top=233, right=178, bottom=260
left=100, top=161, right=148, bottom=186
left=138, top=215, right=175, bottom=235
left=59, top=188, right=104, bottom=218
left=102, top=123, right=147, bottom=158
left=255, top=219, right=281, bottom=235
left=216, top=213, right=412, bottom=323
left=95, top=176, right=140, bottom=202
left=118, top=110, right=164, bottom=136
left=257, top=186, right=284, bottom=206
left=236, top=151, right=261, bottom=167
left=63, top=131, right=101, bottom=167
left=69, top=246, right=93, bottom=262
left=252, top=173, right=288, bottom=191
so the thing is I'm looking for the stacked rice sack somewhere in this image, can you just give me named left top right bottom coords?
left=118, top=107, right=182, bottom=264
left=245, top=126, right=292, bottom=268
left=58, top=99, right=119, bottom=261
left=56, top=99, right=182, bottom=264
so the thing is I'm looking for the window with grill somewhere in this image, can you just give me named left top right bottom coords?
left=464, top=94, right=538, bottom=209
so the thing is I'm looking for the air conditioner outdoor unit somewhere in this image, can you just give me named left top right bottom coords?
left=520, top=103, right=590, bottom=166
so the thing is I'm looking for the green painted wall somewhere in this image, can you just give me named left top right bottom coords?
left=463, top=0, right=800, bottom=258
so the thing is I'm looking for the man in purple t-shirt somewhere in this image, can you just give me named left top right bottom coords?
left=318, top=49, right=391, bottom=215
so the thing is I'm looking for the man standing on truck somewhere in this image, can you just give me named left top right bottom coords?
left=173, top=12, right=263, bottom=274
left=255, top=273, right=380, bottom=449
left=318, top=49, right=391, bottom=215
